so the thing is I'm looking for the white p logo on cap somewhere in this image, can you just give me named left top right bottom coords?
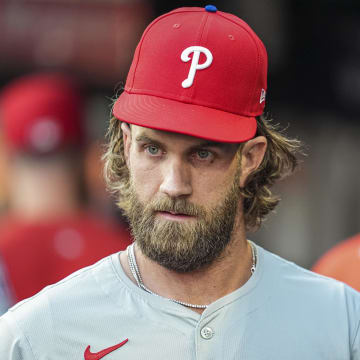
left=181, top=46, right=213, bottom=88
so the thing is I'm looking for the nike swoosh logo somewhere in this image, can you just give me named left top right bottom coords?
left=84, top=339, right=128, bottom=360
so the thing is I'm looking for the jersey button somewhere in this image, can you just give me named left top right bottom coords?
left=200, top=326, right=214, bottom=339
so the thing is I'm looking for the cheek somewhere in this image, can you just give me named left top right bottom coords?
left=129, top=153, right=161, bottom=201
left=191, top=167, right=238, bottom=208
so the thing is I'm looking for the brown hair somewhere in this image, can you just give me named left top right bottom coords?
left=103, top=113, right=303, bottom=231
left=239, top=114, right=302, bottom=230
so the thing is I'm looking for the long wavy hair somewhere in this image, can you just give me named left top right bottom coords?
left=103, top=113, right=303, bottom=231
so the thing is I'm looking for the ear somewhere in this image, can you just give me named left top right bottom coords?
left=239, top=136, right=267, bottom=188
left=121, top=122, right=131, bottom=167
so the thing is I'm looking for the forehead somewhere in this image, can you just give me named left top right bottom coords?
left=131, top=125, right=239, bottom=151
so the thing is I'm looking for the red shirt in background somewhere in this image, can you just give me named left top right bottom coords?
left=0, top=213, right=132, bottom=303
left=312, top=233, right=360, bottom=292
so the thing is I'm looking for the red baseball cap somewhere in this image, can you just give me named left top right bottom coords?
left=113, top=6, right=268, bottom=143
left=0, top=73, right=84, bottom=154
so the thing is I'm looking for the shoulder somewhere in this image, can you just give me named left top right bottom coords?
left=261, top=245, right=360, bottom=319
left=0, top=251, right=140, bottom=358
left=0, top=254, right=125, bottom=358
left=259, top=245, right=360, bottom=341
left=262, top=245, right=347, bottom=283
left=1, top=255, right=115, bottom=334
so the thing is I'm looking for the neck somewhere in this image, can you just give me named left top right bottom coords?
left=120, top=218, right=253, bottom=314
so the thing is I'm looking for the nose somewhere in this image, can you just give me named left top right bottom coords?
left=159, top=158, right=192, bottom=199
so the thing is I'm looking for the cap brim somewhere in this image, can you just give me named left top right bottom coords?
left=113, top=92, right=257, bottom=143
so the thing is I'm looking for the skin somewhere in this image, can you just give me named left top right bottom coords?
left=119, top=123, right=267, bottom=313
left=5, top=151, right=81, bottom=221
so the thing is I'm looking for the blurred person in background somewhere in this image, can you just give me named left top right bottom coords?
left=84, top=139, right=125, bottom=221
left=0, top=115, right=13, bottom=313
left=0, top=72, right=131, bottom=313
left=312, top=233, right=360, bottom=291
left=0, top=130, right=8, bottom=215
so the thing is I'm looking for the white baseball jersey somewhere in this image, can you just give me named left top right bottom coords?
left=0, top=243, right=359, bottom=359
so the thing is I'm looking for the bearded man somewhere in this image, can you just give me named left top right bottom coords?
left=1, top=6, right=359, bottom=360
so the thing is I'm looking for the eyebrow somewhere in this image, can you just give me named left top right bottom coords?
left=135, top=133, right=230, bottom=150
left=135, top=134, right=163, bottom=147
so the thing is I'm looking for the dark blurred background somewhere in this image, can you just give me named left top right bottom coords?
left=0, top=0, right=359, bottom=269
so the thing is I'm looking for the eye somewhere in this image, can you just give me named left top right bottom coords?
left=145, top=145, right=160, bottom=156
left=196, top=149, right=211, bottom=159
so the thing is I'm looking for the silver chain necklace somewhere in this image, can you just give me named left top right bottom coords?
left=127, top=241, right=257, bottom=310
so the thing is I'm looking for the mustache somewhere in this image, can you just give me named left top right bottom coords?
left=147, top=198, right=206, bottom=217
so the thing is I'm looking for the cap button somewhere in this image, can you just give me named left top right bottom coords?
left=205, top=5, right=217, bottom=12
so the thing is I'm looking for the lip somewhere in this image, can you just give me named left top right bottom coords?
left=156, top=211, right=195, bottom=221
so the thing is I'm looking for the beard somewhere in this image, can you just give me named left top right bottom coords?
left=123, top=172, right=241, bottom=273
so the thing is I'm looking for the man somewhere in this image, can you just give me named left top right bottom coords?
left=0, top=72, right=131, bottom=309
left=1, top=6, right=359, bottom=359
left=313, top=233, right=360, bottom=291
